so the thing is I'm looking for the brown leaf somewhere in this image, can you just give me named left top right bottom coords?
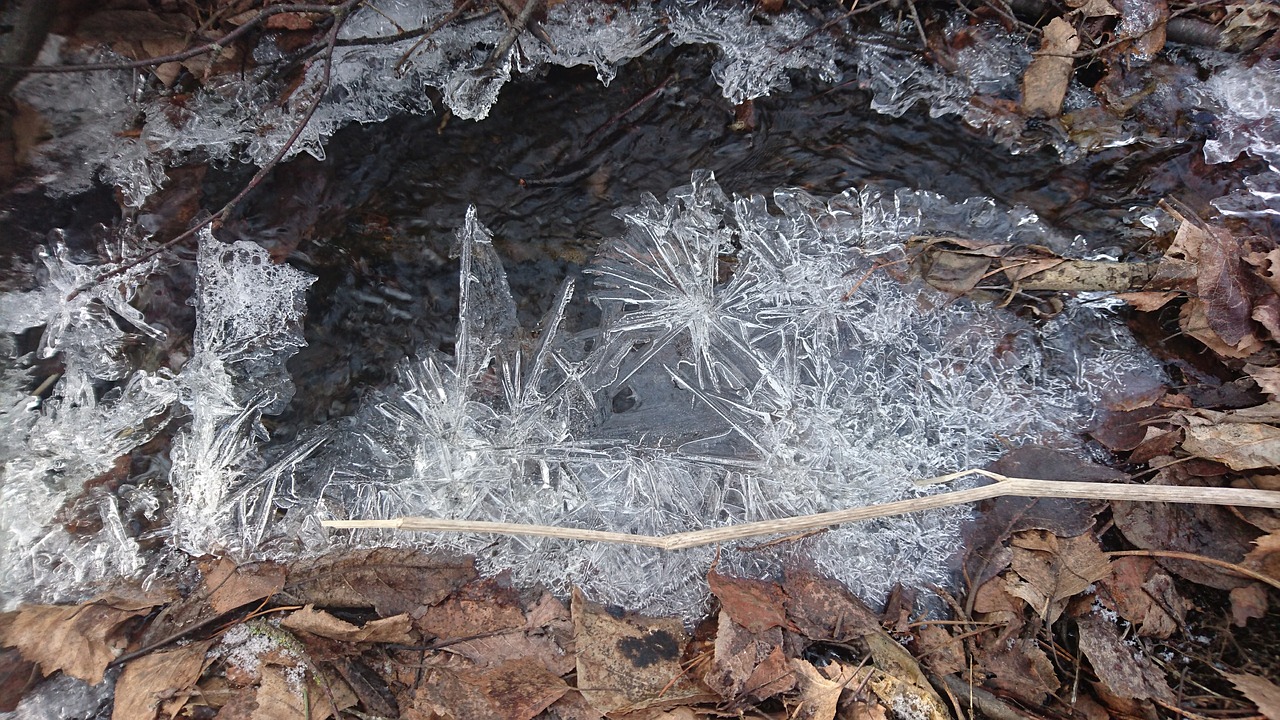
left=1243, top=530, right=1280, bottom=577
left=975, top=638, right=1059, bottom=706
left=571, top=588, right=709, bottom=714
left=281, top=606, right=417, bottom=644
left=921, top=250, right=992, bottom=295
left=0, top=647, right=39, bottom=712
left=912, top=625, right=965, bottom=676
left=329, top=658, right=399, bottom=719
left=1021, top=17, right=1080, bottom=117
left=861, top=661, right=949, bottom=720
left=708, top=570, right=788, bottom=634
left=1089, top=405, right=1170, bottom=452
left=414, top=660, right=568, bottom=720
left=1113, top=0, right=1168, bottom=59
left=1255, top=294, right=1280, bottom=341
left=1113, top=499, right=1261, bottom=589
left=1067, top=0, right=1120, bottom=17
left=202, top=558, right=287, bottom=615
left=113, top=641, right=212, bottom=720
left=1, top=600, right=155, bottom=683
left=280, top=549, right=475, bottom=617
left=1245, top=247, right=1280, bottom=295
left=782, top=567, right=881, bottom=643
left=1182, top=422, right=1280, bottom=470
left=1229, top=585, right=1268, bottom=626
left=251, top=664, right=357, bottom=720
left=1246, top=364, right=1280, bottom=398
left=1198, top=225, right=1256, bottom=346
left=1224, top=672, right=1280, bottom=720
left=1076, top=613, right=1174, bottom=702
left=1096, top=557, right=1185, bottom=638
left=962, top=447, right=1115, bottom=590
left=541, top=690, right=602, bottom=720
left=1180, top=299, right=1265, bottom=358
left=788, top=659, right=851, bottom=720
left=1006, top=530, right=1112, bottom=622
left=416, top=576, right=526, bottom=640
left=706, top=611, right=785, bottom=701
left=1116, top=290, right=1180, bottom=311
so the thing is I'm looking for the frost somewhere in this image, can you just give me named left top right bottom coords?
left=13, top=38, right=164, bottom=207
left=169, top=231, right=315, bottom=553
left=669, top=4, right=841, bottom=104
left=0, top=236, right=165, bottom=381
left=302, top=172, right=1160, bottom=615
left=1200, top=59, right=1280, bottom=217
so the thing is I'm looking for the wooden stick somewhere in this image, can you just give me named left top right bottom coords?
left=321, top=470, right=1280, bottom=551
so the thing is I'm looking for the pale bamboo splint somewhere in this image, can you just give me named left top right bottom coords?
left=321, top=469, right=1280, bottom=551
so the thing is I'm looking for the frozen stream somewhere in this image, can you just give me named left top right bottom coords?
left=1, top=0, right=1276, bottom=615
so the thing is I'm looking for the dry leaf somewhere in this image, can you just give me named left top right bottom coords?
left=445, top=629, right=575, bottom=676
left=1115, top=290, right=1180, bottom=311
left=1180, top=299, right=1265, bottom=358
left=782, top=568, right=881, bottom=642
left=1182, top=422, right=1280, bottom=470
left=202, top=558, right=287, bottom=615
left=862, top=667, right=949, bottom=720
left=788, top=659, right=851, bottom=720
left=1021, top=17, right=1080, bottom=117
left=708, top=570, right=788, bottom=634
left=1113, top=499, right=1260, bottom=590
left=1246, top=364, right=1280, bottom=397
left=1224, top=672, right=1280, bottom=719
left=280, top=549, right=475, bottom=617
left=912, top=625, right=965, bottom=676
left=922, top=250, right=991, bottom=294
left=251, top=664, right=356, bottom=720
left=112, top=641, right=212, bottom=720
left=281, top=606, right=417, bottom=644
left=975, top=638, right=1059, bottom=706
left=1, top=600, right=155, bottom=683
left=1222, top=2, right=1280, bottom=50
left=1198, top=225, right=1256, bottom=346
left=1006, top=530, right=1112, bottom=622
left=1067, top=0, right=1120, bottom=17
left=572, top=588, right=709, bottom=714
left=1096, top=557, right=1185, bottom=638
left=1076, top=613, right=1174, bottom=702
left=706, top=611, right=786, bottom=701
left=413, top=661, right=568, bottom=720
left=1229, top=585, right=1268, bottom=626
left=416, top=576, right=526, bottom=640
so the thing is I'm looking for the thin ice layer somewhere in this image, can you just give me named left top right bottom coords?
left=304, top=172, right=1161, bottom=615
left=1200, top=59, right=1280, bottom=217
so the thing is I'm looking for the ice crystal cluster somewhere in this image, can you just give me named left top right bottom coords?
left=1199, top=59, right=1280, bottom=218
left=280, top=171, right=1153, bottom=614
left=0, top=170, right=1157, bottom=612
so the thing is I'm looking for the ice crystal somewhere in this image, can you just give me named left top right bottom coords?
left=1200, top=59, right=1280, bottom=217
left=169, top=231, right=315, bottom=553
left=302, top=172, right=1159, bottom=615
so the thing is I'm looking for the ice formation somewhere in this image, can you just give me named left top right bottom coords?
left=287, top=172, right=1156, bottom=615
left=1199, top=59, right=1280, bottom=218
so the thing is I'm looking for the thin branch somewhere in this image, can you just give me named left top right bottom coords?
left=2, top=3, right=350, bottom=74
left=482, top=0, right=542, bottom=73
left=66, top=0, right=363, bottom=302
left=322, top=469, right=1280, bottom=551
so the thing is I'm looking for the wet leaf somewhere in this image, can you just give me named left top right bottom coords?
left=0, top=599, right=155, bottom=683
left=416, top=576, right=526, bottom=640
left=113, top=641, right=212, bottom=720
left=1197, top=225, right=1256, bottom=347
left=1089, top=405, right=1170, bottom=452
left=1224, top=672, right=1280, bottom=719
left=280, top=549, right=475, bottom=617
left=1076, top=613, right=1174, bottom=702
left=1113, top=499, right=1260, bottom=589
left=782, top=567, right=881, bottom=642
left=1067, top=0, right=1120, bottom=17
left=1182, top=422, right=1280, bottom=470
left=329, top=657, right=399, bottom=719
left=571, top=588, right=709, bottom=714
left=202, top=558, right=287, bottom=615
left=1113, top=0, right=1168, bottom=59
left=962, top=447, right=1115, bottom=589
left=1021, top=17, right=1080, bottom=117
left=281, top=606, right=417, bottom=644
left=0, top=647, right=38, bottom=712
left=708, top=570, right=788, bottom=634
left=921, top=250, right=992, bottom=294
left=975, top=638, right=1059, bottom=706
left=412, top=660, right=568, bottom=720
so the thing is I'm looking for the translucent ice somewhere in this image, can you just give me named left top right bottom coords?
left=1200, top=59, right=1280, bottom=217
left=169, top=231, right=315, bottom=553
left=304, top=172, right=1160, bottom=615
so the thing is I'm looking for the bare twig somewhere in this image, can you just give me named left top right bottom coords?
left=1, top=3, right=351, bottom=74
left=323, top=469, right=1280, bottom=551
left=483, top=0, right=542, bottom=73
left=65, top=0, right=364, bottom=302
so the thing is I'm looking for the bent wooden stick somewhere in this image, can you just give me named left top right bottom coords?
left=321, top=470, right=1280, bottom=551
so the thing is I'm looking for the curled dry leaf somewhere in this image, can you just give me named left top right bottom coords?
left=1182, top=421, right=1280, bottom=471
left=706, top=611, right=788, bottom=701
left=279, top=549, right=475, bottom=617
left=1096, top=556, right=1186, bottom=638
left=252, top=663, right=357, bottom=720
left=708, top=570, right=789, bottom=634
left=201, top=558, right=287, bottom=615
left=1021, top=17, right=1080, bottom=117
left=281, top=605, right=417, bottom=645
left=787, top=658, right=852, bottom=720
